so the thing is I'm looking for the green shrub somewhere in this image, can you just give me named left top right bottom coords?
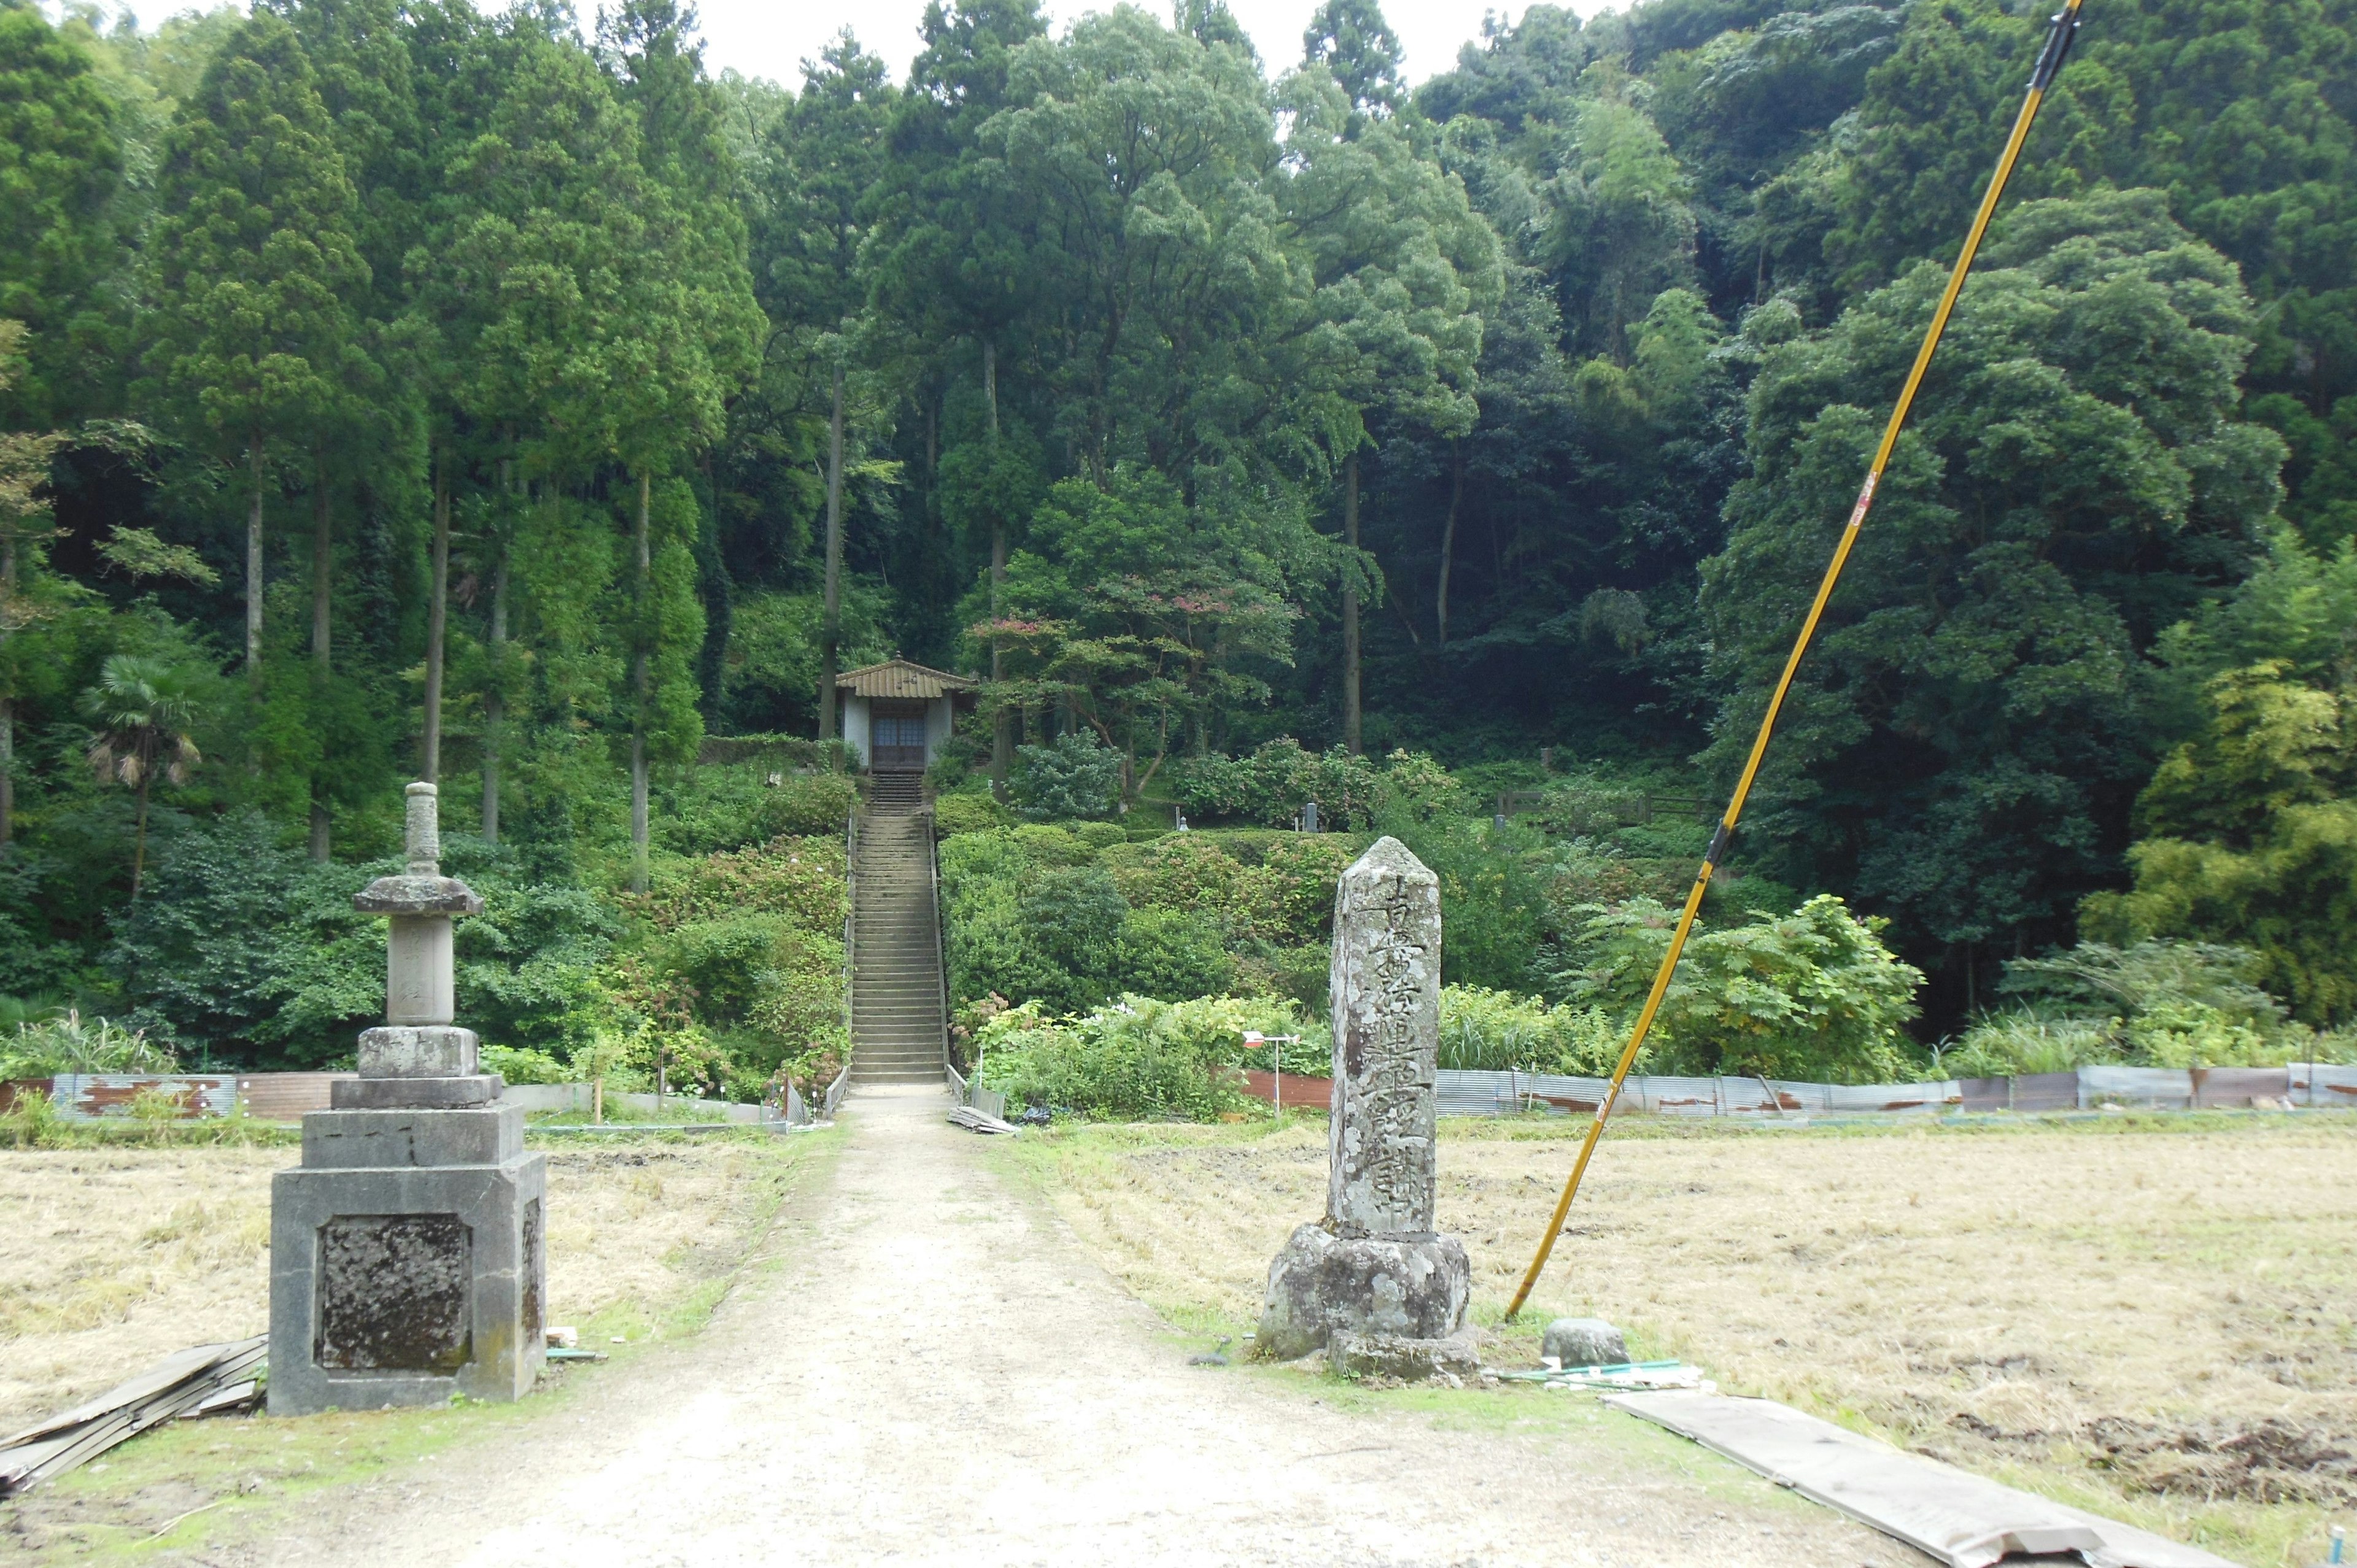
left=1172, top=739, right=1385, bottom=827
left=621, top=836, right=846, bottom=935
left=109, top=812, right=625, bottom=1067
left=1438, top=986, right=1625, bottom=1074
left=1552, top=894, right=1924, bottom=1083
left=480, top=1043, right=571, bottom=1084
left=0, top=1010, right=176, bottom=1078
left=1941, top=938, right=2320, bottom=1075
left=974, top=994, right=1289, bottom=1121
left=1118, top=907, right=1233, bottom=1000
left=652, top=915, right=819, bottom=1022
left=1382, top=811, right=1553, bottom=993
left=932, top=791, right=1012, bottom=838
left=652, top=768, right=855, bottom=855
left=1012, top=733, right=1122, bottom=820
left=1940, top=1013, right=2121, bottom=1078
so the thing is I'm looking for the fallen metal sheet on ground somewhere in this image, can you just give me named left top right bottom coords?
left=1605, top=1391, right=2239, bottom=1568
left=1492, top=1359, right=1714, bottom=1392
left=0, top=1334, right=268, bottom=1497
left=947, top=1105, right=1019, bottom=1135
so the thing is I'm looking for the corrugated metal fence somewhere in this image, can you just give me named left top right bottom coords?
left=1424, top=1063, right=2357, bottom=1119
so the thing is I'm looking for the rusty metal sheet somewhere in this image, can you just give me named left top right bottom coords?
left=2078, top=1066, right=2193, bottom=1109
left=1242, top=1069, right=1334, bottom=1110
left=2287, top=1064, right=2357, bottom=1105
left=2190, top=1067, right=2291, bottom=1108
left=1825, top=1080, right=1959, bottom=1114
left=236, top=1073, right=354, bottom=1121
left=1957, top=1076, right=2011, bottom=1111
left=2005, top=1071, right=2080, bottom=1111
left=0, top=1079, right=52, bottom=1115
left=53, top=1074, right=238, bottom=1120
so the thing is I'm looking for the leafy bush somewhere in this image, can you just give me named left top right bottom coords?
left=652, top=768, right=855, bottom=855
left=0, top=1010, right=176, bottom=1078
left=1382, top=812, right=1554, bottom=993
left=932, top=790, right=1012, bottom=838
left=620, top=836, right=847, bottom=935
left=105, top=812, right=627, bottom=1068
left=1999, top=940, right=2284, bottom=1029
left=1012, top=732, right=1122, bottom=820
left=479, top=1043, right=570, bottom=1084
left=1551, top=894, right=1924, bottom=1082
left=1941, top=939, right=2323, bottom=1075
left=106, top=810, right=310, bottom=1062
left=1118, top=907, right=1234, bottom=1000
left=1438, top=986, right=1625, bottom=1074
left=973, top=994, right=1289, bottom=1120
left=613, top=840, right=848, bottom=1097
left=1172, top=743, right=1465, bottom=828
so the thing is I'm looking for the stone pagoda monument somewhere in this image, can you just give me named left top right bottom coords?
left=1259, top=836, right=1474, bottom=1378
left=269, top=782, right=546, bottom=1415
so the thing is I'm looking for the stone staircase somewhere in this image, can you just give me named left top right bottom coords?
left=850, top=774, right=946, bottom=1086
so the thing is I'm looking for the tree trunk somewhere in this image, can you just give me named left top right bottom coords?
left=132, top=774, right=150, bottom=900
left=246, top=441, right=266, bottom=678
left=1436, top=440, right=1462, bottom=650
left=311, top=452, right=333, bottom=673
left=985, top=336, right=1011, bottom=801
left=1, top=533, right=14, bottom=848
left=422, top=449, right=449, bottom=781
left=309, top=450, right=333, bottom=861
left=818, top=363, right=844, bottom=746
left=482, top=541, right=508, bottom=846
left=632, top=469, right=651, bottom=895
left=1342, top=449, right=1362, bottom=756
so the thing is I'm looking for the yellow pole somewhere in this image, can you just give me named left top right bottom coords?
left=1504, top=0, right=2086, bottom=1322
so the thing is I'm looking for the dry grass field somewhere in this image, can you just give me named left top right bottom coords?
left=1005, top=1111, right=2357, bottom=1567
left=0, top=1134, right=818, bottom=1436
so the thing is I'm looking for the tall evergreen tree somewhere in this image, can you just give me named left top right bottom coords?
left=142, top=12, right=367, bottom=685
left=0, top=5, right=125, bottom=427
left=761, top=32, right=896, bottom=743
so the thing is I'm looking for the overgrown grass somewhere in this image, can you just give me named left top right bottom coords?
left=997, top=1111, right=2357, bottom=1568
left=0, top=1126, right=840, bottom=1564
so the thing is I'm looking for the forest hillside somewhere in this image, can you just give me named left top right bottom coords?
left=1, top=0, right=2352, bottom=1095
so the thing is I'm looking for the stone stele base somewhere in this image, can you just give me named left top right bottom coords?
left=1257, top=1221, right=1470, bottom=1362
left=268, top=1103, right=546, bottom=1415
left=1328, top=1327, right=1482, bottom=1381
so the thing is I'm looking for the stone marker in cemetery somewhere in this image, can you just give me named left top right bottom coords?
left=1260, top=836, right=1474, bottom=1378
left=268, top=782, right=546, bottom=1415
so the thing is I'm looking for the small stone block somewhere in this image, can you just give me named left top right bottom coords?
left=358, top=1025, right=479, bottom=1079
left=331, top=1074, right=504, bottom=1110
left=1542, top=1317, right=1628, bottom=1369
left=1328, top=1329, right=1480, bottom=1381
left=301, top=1106, right=522, bottom=1169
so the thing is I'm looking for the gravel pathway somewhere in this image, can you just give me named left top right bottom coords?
left=216, top=1085, right=1911, bottom=1567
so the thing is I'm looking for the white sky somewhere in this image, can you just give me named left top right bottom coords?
left=693, top=0, right=1516, bottom=90
left=53, top=0, right=1531, bottom=91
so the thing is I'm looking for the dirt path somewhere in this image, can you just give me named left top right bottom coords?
left=206, top=1087, right=1911, bottom=1567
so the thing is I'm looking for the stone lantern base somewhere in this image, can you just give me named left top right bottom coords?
left=267, top=1102, right=546, bottom=1415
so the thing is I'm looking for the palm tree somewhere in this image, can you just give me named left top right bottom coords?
left=84, top=655, right=206, bottom=898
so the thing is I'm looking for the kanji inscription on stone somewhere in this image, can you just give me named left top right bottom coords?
left=1325, top=836, right=1441, bottom=1237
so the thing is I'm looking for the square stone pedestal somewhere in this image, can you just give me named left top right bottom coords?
left=268, top=1104, right=546, bottom=1415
